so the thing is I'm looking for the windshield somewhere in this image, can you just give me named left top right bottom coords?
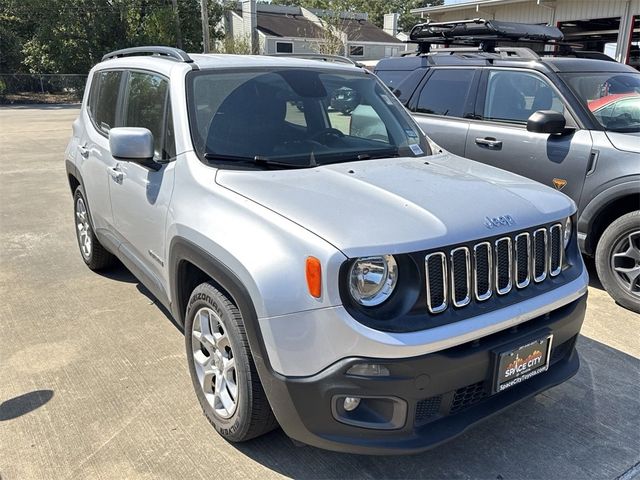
left=187, top=68, right=430, bottom=168
left=561, top=72, right=640, bottom=132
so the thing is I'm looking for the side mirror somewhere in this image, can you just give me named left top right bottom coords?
left=109, top=127, right=159, bottom=169
left=527, top=110, right=567, bottom=135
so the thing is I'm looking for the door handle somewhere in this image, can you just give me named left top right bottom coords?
left=77, top=145, right=89, bottom=158
left=475, top=137, right=503, bottom=149
left=107, top=165, right=124, bottom=183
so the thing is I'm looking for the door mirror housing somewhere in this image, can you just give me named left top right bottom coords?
left=109, top=127, right=160, bottom=169
left=527, top=110, right=566, bottom=135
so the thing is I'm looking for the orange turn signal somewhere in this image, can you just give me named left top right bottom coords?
left=306, top=256, right=322, bottom=298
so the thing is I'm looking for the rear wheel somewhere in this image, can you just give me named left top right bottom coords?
left=73, top=186, right=115, bottom=271
left=595, top=211, right=640, bottom=313
left=185, top=282, right=278, bottom=442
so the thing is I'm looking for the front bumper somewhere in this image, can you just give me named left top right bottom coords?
left=261, top=293, right=587, bottom=455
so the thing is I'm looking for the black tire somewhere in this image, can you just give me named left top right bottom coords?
left=595, top=210, right=640, bottom=313
left=73, top=186, right=115, bottom=271
left=185, top=282, right=278, bottom=442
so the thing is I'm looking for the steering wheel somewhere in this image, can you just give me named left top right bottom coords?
left=307, top=128, right=345, bottom=142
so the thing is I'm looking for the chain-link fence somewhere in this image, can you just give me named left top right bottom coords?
left=0, top=74, right=88, bottom=104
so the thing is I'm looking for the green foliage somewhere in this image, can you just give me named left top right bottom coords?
left=212, top=35, right=253, bottom=55
left=0, top=0, right=225, bottom=74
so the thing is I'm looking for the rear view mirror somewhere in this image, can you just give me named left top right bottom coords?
left=109, top=127, right=158, bottom=169
left=527, top=110, right=566, bottom=135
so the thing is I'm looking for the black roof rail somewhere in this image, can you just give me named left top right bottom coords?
left=102, top=46, right=193, bottom=63
left=268, top=53, right=357, bottom=66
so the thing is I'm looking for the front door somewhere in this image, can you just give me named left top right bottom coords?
left=465, top=69, right=593, bottom=203
left=108, top=71, right=177, bottom=296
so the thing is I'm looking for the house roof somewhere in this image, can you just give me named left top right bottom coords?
left=256, top=12, right=325, bottom=38
left=341, top=19, right=403, bottom=43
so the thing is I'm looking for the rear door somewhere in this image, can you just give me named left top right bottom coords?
left=407, top=68, right=480, bottom=156
left=108, top=71, right=176, bottom=294
left=464, top=68, right=593, bottom=203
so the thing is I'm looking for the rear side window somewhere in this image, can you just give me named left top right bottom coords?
left=414, top=69, right=476, bottom=118
left=123, top=72, right=171, bottom=160
left=376, top=70, right=412, bottom=91
left=91, top=71, right=123, bottom=134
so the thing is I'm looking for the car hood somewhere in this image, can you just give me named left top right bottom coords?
left=606, top=131, right=640, bottom=154
left=215, top=153, right=575, bottom=257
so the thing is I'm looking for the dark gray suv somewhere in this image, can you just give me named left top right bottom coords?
left=375, top=20, right=640, bottom=313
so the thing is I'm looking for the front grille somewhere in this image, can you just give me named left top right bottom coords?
left=424, top=223, right=565, bottom=314
left=450, top=381, right=488, bottom=414
left=415, top=395, right=442, bottom=423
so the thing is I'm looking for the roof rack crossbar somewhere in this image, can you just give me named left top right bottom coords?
left=268, top=53, right=356, bottom=65
left=102, top=46, right=193, bottom=63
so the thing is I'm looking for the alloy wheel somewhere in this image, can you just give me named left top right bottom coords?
left=611, top=230, right=640, bottom=298
left=75, top=197, right=92, bottom=259
left=191, top=307, right=238, bottom=419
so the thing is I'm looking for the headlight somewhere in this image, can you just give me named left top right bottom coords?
left=563, top=217, right=572, bottom=249
left=348, top=255, right=398, bottom=306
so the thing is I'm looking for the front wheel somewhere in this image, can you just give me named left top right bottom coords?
left=595, top=210, right=640, bottom=313
left=185, top=282, right=278, bottom=442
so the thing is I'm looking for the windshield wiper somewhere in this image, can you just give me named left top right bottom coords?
left=321, top=148, right=401, bottom=165
left=203, top=153, right=311, bottom=169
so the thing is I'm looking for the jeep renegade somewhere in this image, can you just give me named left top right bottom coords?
left=66, top=47, right=588, bottom=454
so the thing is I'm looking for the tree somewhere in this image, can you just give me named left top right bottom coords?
left=0, top=0, right=226, bottom=74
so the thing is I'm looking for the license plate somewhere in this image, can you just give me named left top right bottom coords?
left=493, top=334, right=553, bottom=393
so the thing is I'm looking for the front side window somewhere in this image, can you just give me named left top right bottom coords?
left=187, top=68, right=430, bottom=169
left=561, top=72, right=640, bottom=132
left=483, top=70, right=565, bottom=124
left=123, top=72, right=171, bottom=160
left=92, top=70, right=122, bottom=134
left=415, top=69, right=475, bottom=118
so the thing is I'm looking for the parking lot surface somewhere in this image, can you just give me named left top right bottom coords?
left=1, top=105, right=639, bottom=480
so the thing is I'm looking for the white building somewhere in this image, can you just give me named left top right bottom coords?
left=411, top=0, right=640, bottom=69
left=222, top=2, right=407, bottom=61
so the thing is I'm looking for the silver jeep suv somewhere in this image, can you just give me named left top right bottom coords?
left=65, top=47, right=588, bottom=454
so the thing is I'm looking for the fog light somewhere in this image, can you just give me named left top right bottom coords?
left=346, top=363, right=390, bottom=377
left=343, top=397, right=361, bottom=412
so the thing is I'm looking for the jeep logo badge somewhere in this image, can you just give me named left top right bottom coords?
left=485, top=215, right=516, bottom=229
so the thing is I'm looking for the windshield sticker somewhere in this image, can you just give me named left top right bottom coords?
left=380, top=94, right=394, bottom=105
left=404, top=129, right=418, bottom=138
left=409, top=144, right=424, bottom=156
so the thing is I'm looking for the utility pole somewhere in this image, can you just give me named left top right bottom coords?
left=171, top=0, right=183, bottom=50
left=200, top=0, right=210, bottom=53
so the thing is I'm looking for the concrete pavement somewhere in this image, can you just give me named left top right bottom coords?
left=0, top=105, right=639, bottom=479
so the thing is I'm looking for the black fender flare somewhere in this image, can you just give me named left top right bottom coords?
left=168, top=236, right=319, bottom=434
left=578, top=177, right=640, bottom=254
left=168, top=237, right=272, bottom=369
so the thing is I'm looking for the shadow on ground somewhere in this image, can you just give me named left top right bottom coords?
left=0, top=390, right=54, bottom=421
left=98, top=260, right=638, bottom=478
left=228, top=335, right=639, bottom=479
left=583, top=256, right=604, bottom=291
left=98, top=262, right=182, bottom=332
